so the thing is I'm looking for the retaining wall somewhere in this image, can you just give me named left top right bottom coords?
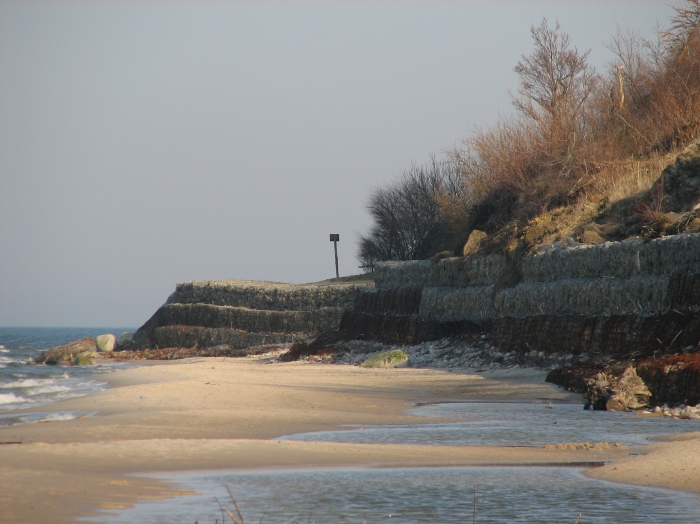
left=131, top=279, right=372, bottom=349
left=167, top=280, right=362, bottom=310
left=370, top=234, right=700, bottom=322
left=339, top=233, right=700, bottom=353
left=375, top=234, right=700, bottom=290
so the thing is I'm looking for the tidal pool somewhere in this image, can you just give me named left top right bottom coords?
left=99, top=466, right=700, bottom=523
left=283, top=402, right=700, bottom=447
left=97, top=402, right=700, bottom=523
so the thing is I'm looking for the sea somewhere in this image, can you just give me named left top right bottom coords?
left=0, top=326, right=136, bottom=426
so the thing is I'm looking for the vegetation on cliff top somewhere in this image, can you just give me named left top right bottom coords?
left=359, top=1, right=700, bottom=266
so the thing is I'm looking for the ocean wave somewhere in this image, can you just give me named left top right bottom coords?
left=26, top=384, right=72, bottom=395
left=0, top=392, right=30, bottom=405
left=0, top=348, right=9, bottom=353
left=0, top=357, right=15, bottom=364
left=0, top=410, right=94, bottom=426
left=1, top=378, right=58, bottom=389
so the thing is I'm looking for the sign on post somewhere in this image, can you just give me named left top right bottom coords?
left=329, top=234, right=339, bottom=278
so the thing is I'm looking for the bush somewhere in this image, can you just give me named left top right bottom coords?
left=357, top=157, right=467, bottom=267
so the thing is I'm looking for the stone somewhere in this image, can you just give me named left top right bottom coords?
left=361, top=350, right=409, bottom=369
left=117, top=331, right=134, bottom=348
left=462, top=230, right=487, bottom=256
left=586, top=367, right=651, bottom=411
left=72, top=352, right=95, bottom=366
left=96, top=334, right=117, bottom=352
left=659, top=137, right=700, bottom=213
left=636, top=354, right=700, bottom=406
left=34, top=337, right=96, bottom=364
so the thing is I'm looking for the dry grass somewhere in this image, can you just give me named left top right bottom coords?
left=359, top=3, right=700, bottom=261
left=443, top=2, right=700, bottom=254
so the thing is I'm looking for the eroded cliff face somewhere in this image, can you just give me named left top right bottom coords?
left=130, top=280, right=371, bottom=350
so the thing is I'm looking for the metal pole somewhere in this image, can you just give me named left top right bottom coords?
left=334, top=239, right=339, bottom=279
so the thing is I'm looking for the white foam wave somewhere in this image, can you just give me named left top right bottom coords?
left=0, top=410, right=94, bottom=426
left=27, top=384, right=71, bottom=395
left=0, top=357, right=15, bottom=364
left=1, top=378, right=57, bottom=389
left=45, top=412, right=86, bottom=422
left=0, top=348, right=9, bottom=353
left=19, top=412, right=83, bottom=423
left=0, top=392, right=29, bottom=405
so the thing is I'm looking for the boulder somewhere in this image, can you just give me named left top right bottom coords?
left=361, top=349, right=409, bottom=369
left=117, top=331, right=134, bottom=349
left=585, top=366, right=651, bottom=411
left=659, top=137, right=700, bottom=213
left=34, top=337, right=96, bottom=364
left=462, top=230, right=487, bottom=256
left=636, top=354, right=700, bottom=406
left=72, top=351, right=96, bottom=366
left=96, top=334, right=117, bottom=352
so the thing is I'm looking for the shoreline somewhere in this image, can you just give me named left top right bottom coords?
left=0, top=356, right=698, bottom=523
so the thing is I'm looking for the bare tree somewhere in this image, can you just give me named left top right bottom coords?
left=512, top=19, right=597, bottom=170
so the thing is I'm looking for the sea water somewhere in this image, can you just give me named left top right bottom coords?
left=99, top=466, right=700, bottom=523
left=0, top=327, right=135, bottom=425
left=98, top=400, right=700, bottom=523
left=283, top=401, right=700, bottom=447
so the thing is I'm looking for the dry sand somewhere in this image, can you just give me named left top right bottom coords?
left=0, top=356, right=696, bottom=523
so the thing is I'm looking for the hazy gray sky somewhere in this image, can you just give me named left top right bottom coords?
left=1, top=1, right=676, bottom=327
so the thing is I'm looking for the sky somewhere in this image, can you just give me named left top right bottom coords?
left=0, top=0, right=677, bottom=327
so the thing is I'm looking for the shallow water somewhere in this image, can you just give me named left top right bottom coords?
left=0, top=327, right=135, bottom=422
left=283, top=402, right=700, bottom=447
left=98, top=466, right=700, bottom=524
left=99, top=400, right=700, bottom=523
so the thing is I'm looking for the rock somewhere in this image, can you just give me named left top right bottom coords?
left=34, top=337, right=97, bottom=364
left=462, top=230, right=487, bottom=256
left=72, top=352, right=96, bottom=366
left=96, top=334, right=117, bottom=352
left=361, top=350, right=409, bottom=369
left=605, top=396, right=627, bottom=412
left=659, top=137, right=700, bottom=213
left=117, top=331, right=134, bottom=348
left=636, top=354, right=700, bottom=406
left=586, top=367, right=651, bottom=411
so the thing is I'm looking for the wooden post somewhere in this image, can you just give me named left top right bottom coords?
left=330, top=234, right=339, bottom=278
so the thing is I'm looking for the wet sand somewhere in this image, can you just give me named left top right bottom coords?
left=0, top=356, right=692, bottom=523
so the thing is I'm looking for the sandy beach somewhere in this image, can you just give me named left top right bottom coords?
left=0, top=356, right=697, bottom=523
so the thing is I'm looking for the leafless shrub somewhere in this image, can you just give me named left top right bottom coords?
left=358, top=158, right=464, bottom=266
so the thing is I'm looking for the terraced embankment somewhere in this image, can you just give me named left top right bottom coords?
left=339, top=234, right=700, bottom=358
left=130, top=279, right=372, bottom=350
